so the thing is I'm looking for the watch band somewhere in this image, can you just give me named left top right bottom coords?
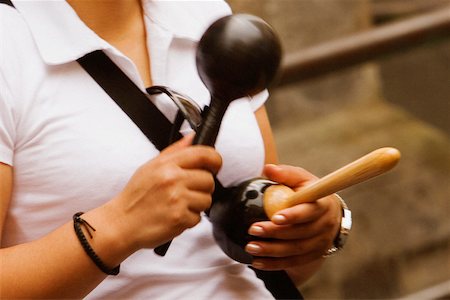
left=323, top=194, right=352, bottom=258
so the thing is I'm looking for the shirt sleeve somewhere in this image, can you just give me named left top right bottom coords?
left=248, top=89, right=269, bottom=112
left=0, top=72, right=15, bottom=166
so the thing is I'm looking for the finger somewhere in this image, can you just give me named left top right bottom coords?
left=174, top=146, right=222, bottom=174
left=183, top=169, right=216, bottom=193
left=270, top=201, right=327, bottom=225
left=185, top=190, right=213, bottom=213
left=245, top=234, right=330, bottom=258
left=175, top=209, right=203, bottom=230
left=161, top=133, right=195, bottom=155
left=248, top=219, right=326, bottom=241
left=263, top=164, right=317, bottom=188
left=271, top=195, right=340, bottom=225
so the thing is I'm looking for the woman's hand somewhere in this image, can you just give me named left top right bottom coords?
left=107, top=134, right=222, bottom=252
left=245, top=164, right=342, bottom=281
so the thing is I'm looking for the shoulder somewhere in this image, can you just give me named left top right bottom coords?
left=0, top=4, right=44, bottom=97
left=0, top=4, right=40, bottom=65
left=0, top=3, right=34, bottom=50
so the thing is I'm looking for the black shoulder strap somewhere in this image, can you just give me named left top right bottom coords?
left=77, top=50, right=179, bottom=150
left=0, top=0, right=14, bottom=7
left=3, top=1, right=302, bottom=298
left=77, top=50, right=302, bottom=300
left=252, top=268, right=303, bottom=299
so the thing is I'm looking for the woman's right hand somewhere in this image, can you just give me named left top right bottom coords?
left=0, top=135, right=221, bottom=298
left=108, top=134, right=222, bottom=251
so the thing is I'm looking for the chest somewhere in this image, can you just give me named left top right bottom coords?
left=12, top=51, right=265, bottom=202
left=13, top=63, right=156, bottom=209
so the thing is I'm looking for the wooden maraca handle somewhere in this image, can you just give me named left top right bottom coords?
left=264, top=147, right=401, bottom=217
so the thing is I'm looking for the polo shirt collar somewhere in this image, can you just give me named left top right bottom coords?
left=143, top=0, right=231, bottom=41
left=11, top=0, right=231, bottom=66
left=12, top=0, right=111, bottom=65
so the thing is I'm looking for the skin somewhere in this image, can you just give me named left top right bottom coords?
left=0, top=136, right=222, bottom=298
left=252, top=108, right=341, bottom=284
left=0, top=0, right=341, bottom=297
left=1, top=1, right=221, bottom=298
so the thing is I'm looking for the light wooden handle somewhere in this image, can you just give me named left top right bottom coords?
left=264, top=147, right=401, bottom=217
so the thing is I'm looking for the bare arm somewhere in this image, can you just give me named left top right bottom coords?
left=0, top=162, right=13, bottom=242
left=254, top=105, right=335, bottom=286
left=0, top=162, right=121, bottom=298
left=0, top=136, right=222, bottom=298
left=254, top=105, right=278, bottom=165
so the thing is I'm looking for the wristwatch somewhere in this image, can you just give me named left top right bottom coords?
left=323, top=194, right=352, bottom=257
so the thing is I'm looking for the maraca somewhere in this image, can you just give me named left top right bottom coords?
left=154, top=13, right=282, bottom=256
left=208, top=147, right=401, bottom=263
left=156, top=14, right=401, bottom=264
left=194, top=13, right=282, bottom=145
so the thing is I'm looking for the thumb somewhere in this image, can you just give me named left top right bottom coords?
left=263, top=164, right=316, bottom=188
left=161, top=133, right=195, bottom=155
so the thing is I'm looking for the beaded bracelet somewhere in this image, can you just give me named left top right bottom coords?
left=73, top=212, right=120, bottom=275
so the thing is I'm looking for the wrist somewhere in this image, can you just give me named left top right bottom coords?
left=79, top=202, right=137, bottom=268
left=73, top=212, right=120, bottom=275
left=323, top=194, right=352, bottom=258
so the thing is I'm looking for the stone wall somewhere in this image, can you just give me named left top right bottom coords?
left=228, top=0, right=381, bottom=127
left=378, top=40, right=450, bottom=133
left=226, top=0, right=450, bottom=298
left=274, top=101, right=450, bottom=299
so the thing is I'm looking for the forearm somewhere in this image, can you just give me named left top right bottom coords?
left=0, top=204, right=130, bottom=299
left=0, top=136, right=222, bottom=298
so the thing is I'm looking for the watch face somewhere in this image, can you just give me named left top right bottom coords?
left=342, top=209, right=352, bottom=231
left=335, top=208, right=352, bottom=249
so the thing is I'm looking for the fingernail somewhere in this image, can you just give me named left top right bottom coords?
left=248, top=225, right=264, bottom=236
left=265, top=164, right=281, bottom=171
left=272, top=214, right=287, bottom=224
left=245, top=243, right=262, bottom=255
left=252, top=261, right=265, bottom=269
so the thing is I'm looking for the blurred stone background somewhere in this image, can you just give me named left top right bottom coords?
left=226, top=0, right=450, bottom=299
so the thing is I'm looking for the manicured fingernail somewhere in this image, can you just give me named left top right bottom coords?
left=252, top=261, right=265, bottom=269
left=245, top=243, right=262, bottom=255
left=272, top=214, right=287, bottom=224
left=266, top=164, right=281, bottom=171
left=248, top=225, right=264, bottom=236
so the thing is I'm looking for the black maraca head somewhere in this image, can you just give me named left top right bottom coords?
left=156, top=14, right=282, bottom=256
left=193, top=14, right=283, bottom=262
left=196, top=14, right=282, bottom=102
left=209, top=179, right=276, bottom=264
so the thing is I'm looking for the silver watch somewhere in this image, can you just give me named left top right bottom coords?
left=323, top=194, right=352, bottom=257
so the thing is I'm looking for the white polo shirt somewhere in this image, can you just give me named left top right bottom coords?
left=0, top=1, right=274, bottom=299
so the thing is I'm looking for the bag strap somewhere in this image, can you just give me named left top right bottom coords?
left=77, top=50, right=302, bottom=300
left=0, top=3, right=303, bottom=294
left=77, top=51, right=226, bottom=256
left=0, top=0, right=13, bottom=7
left=252, top=268, right=303, bottom=299
left=77, top=50, right=302, bottom=299
left=77, top=50, right=179, bottom=150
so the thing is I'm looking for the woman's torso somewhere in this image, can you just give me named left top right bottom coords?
left=0, top=1, right=273, bottom=299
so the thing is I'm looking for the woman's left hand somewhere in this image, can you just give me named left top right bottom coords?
left=245, top=164, right=342, bottom=274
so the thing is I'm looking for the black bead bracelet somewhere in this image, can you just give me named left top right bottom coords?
left=73, top=212, right=120, bottom=276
